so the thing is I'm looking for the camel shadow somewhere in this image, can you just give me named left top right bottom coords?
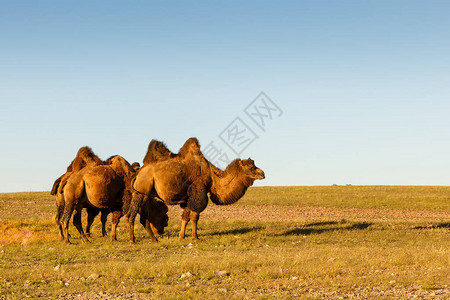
left=206, top=226, right=265, bottom=236
left=413, top=222, right=450, bottom=230
left=303, top=221, right=341, bottom=227
left=280, top=221, right=372, bottom=236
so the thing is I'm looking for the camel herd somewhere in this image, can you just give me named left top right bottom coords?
left=51, top=137, right=265, bottom=244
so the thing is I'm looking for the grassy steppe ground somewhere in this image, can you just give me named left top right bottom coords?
left=0, top=186, right=449, bottom=299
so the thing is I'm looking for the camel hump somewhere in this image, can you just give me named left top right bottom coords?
left=72, top=146, right=103, bottom=172
left=105, top=155, right=119, bottom=164
left=106, top=155, right=135, bottom=179
left=179, top=137, right=201, bottom=158
left=143, top=140, right=175, bottom=165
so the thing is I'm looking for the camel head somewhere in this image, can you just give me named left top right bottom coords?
left=146, top=199, right=169, bottom=235
left=239, top=158, right=265, bottom=180
left=131, top=162, right=141, bottom=172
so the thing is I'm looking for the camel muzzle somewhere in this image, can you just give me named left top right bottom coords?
left=256, top=169, right=265, bottom=180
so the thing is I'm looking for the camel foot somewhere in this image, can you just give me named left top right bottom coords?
left=81, top=237, right=91, bottom=244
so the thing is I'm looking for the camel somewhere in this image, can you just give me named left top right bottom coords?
left=112, top=159, right=169, bottom=242
left=127, top=137, right=265, bottom=243
left=60, top=154, right=168, bottom=244
left=105, top=157, right=169, bottom=242
left=58, top=154, right=129, bottom=243
left=51, top=147, right=107, bottom=239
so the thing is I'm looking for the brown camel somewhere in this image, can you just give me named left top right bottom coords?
left=60, top=154, right=168, bottom=244
left=111, top=159, right=169, bottom=241
left=61, top=154, right=168, bottom=244
left=105, top=156, right=169, bottom=241
left=51, top=147, right=108, bottom=239
left=127, top=138, right=265, bottom=243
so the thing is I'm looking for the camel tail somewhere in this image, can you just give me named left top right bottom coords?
left=50, top=176, right=62, bottom=195
left=129, top=174, right=146, bottom=196
left=59, top=177, right=69, bottom=194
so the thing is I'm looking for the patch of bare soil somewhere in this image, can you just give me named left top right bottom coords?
left=50, top=285, right=450, bottom=300
left=167, top=205, right=450, bottom=223
left=292, top=285, right=450, bottom=299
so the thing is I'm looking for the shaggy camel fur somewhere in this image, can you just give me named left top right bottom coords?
left=127, top=138, right=265, bottom=243
left=59, top=155, right=130, bottom=243
left=51, top=147, right=108, bottom=239
left=109, top=158, right=169, bottom=242
left=52, top=148, right=168, bottom=243
left=61, top=154, right=168, bottom=244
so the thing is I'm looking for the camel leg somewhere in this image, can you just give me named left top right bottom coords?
left=55, top=193, right=70, bottom=240
left=60, top=201, right=75, bottom=244
left=127, top=193, right=146, bottom=244
left=128, top=211, right=137, bottom=244
left=179, top=208, right=190, bottom=239
left=55, top=203, right=65, bottom=240
left=185, top=184, right=207, bottom=240
left=190, top=211, right=200, bottom=240
left=100, top=209, right=109, bottom=237
left=72, top=206, right=90, bottom=243
left=58, top=224, right=64, bottom=240
left=111, top=210, right=123, bottom=242
left=85, top=206, right=99, bottom=237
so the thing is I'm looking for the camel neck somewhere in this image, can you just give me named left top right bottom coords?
left=209, top=165, right=254, bottom=205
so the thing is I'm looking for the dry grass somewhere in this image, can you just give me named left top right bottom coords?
left=0, top=186, right=449, bottom=299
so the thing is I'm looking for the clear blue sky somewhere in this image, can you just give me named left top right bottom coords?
left=1, top=1, right=450, bottom=192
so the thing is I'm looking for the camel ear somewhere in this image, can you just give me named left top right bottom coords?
left=241, top=159, right=252, bottom=166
